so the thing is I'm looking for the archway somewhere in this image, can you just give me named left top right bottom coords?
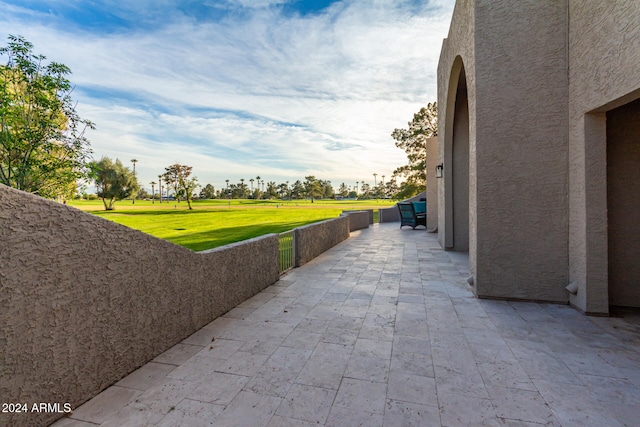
left=444, top=58, right=470, bottom=252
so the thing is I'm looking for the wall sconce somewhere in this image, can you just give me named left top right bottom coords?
left=436, top=164, right=444, bottom=178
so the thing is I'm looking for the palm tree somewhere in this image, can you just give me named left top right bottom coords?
left=131, top=159, right=138, bottom=204
left=225, top=179, right=229, bottom=199
left=373, top=173, right=378, bottom=186
left=150, top=181, right=156, bottom=204
left=250, top=178, right=254, bottom=192
left=158, top=175, right=163, bottom=203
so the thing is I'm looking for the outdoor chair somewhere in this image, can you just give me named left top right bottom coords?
left=398, top=201, right=426, bottom=229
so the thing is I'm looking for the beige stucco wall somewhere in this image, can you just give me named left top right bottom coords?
left=438, top=0, right=640, bottom=311
left=425, top=136, right=438, bottom=231
left=439, top=0, right=570, bottom=302
left=343, top=210, right=370, bottom=232
left=473, top=0, right=569, bottom=301
left=378, top=205, right=400, bottom=223
left=437, top=0, right=476, bottom=277
left=0, top=184, right=280, bottom=427
left=567, top=0, right=640, bottom=314
left=295, top=215, right=350, bottom=266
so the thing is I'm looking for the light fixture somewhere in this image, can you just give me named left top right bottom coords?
left=436, top=163, right=444, bottom=178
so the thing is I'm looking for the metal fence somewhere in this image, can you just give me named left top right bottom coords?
left=278, top=230, right=296, bottom=274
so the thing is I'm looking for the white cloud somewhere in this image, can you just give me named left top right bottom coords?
left=0, top=0, right=454, bottom=191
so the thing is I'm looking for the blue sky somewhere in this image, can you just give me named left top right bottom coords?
left=1, top=0, right=454, bottom=192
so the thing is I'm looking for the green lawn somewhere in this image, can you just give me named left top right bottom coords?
left=69, top=198, right=395, bottom=251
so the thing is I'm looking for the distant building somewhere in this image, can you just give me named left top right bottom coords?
left=436, top=0, right=640, bottom=314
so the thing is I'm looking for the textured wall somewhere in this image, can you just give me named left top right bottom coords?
left=568, top=0, right=640, bottom=314
left=472, top=0, right=569, bottom=302
left=343, top=211, right=370, bottom=232
left=295, top=216, right=350, bottom=266
left=425, top=137, right=439, bottom=231
left=437, top=0, right=476, bottom=276
left=439, top=0, right=570, bottom=301
left=438, top=0, right=640, bottom=311
left=379, top=206, right=400, bottom=223
left=0, top=185, right=280, bottom=427
left=607, top=99, right=640, bottom=307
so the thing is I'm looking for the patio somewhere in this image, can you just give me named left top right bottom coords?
left=52, top=223, right=640, bottom=426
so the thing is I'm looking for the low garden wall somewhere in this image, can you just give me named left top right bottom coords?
left=379, top=205, right=400, bottom=222
left=295, top=215, right=350, bottom=266
left=0, top=184, right=368, bottom=427
left=0, top=185, right=278, bottom=427
left=342, top=210, right=370, bottom=232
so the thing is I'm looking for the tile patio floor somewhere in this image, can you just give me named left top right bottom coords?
left=52, top=223, right=640, bottom=427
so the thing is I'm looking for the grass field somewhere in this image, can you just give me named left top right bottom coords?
left=68, top=198, right=396, bottom=251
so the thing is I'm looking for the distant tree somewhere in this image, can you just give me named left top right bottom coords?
left=277, top=182, right=289, bottom=199
left=238, top=178, right=248, bottom=198
left=0, top=35, right=94, bottom=199
left=137, top=187, right=150, bottom=199
left=265, top=181, right=278, bottom=199
left=391, top=102, right=437, bottom=199
left=304, top=176, right=322, bottom=200
left=130, top=159, right=138, bottom=203
left=150, top=181, right=156, bottom=203
left=338, top=182, right=349, bottom=198
left=90, top=157, right=139, bottom=210
left=291, top=180, right=303, bottom=199
left=319, top=179, right=334, bottom=199
left=157, top=175, right=163, bottom=203
left=199, top=183, right=215, bottom=199
left=360, top=183, right=371, bottom=199
left=164, top=163, right=198, bottom=209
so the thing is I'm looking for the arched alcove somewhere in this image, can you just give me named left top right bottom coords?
left=443, top=57, right=470, bottom=252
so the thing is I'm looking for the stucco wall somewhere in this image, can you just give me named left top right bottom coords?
left=295, top=216, right=350, bottom=266
left=567, top=0, right=640, bottom=313
left=437, top=0, right=476, bottom=276
left=439, top=0, right=571, bottom=302
left=425, top=137, right=438, bottom=231
left=0, top=185, right=280, bottom=427
left=378, top=206, right=400, bottom=223
left=343, top=211, right=370, bottom=232
left=472, top=0, right=570, bottom=302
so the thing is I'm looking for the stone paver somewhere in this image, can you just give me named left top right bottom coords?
left=52, top=223, right=640, bottom=427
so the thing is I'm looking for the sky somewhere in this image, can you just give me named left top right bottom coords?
left=0, top=0, right=454, bottom=193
